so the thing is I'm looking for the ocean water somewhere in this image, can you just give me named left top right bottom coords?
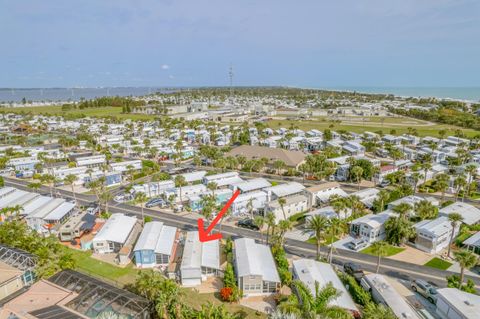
left=0, top=87, right=177, bottom=103
left=324, top=87, right=480, bottom=102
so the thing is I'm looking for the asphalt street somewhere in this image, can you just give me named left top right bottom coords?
left=5, top=176, right=480, bottom=290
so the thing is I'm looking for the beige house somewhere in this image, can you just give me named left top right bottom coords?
left=0, top=261, right=24, bottom=301
left=227, top=145, right=306, bottom=169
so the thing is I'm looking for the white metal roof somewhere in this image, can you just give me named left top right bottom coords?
left=181, top=231, right=220, bottom=271
left=265, top=182, right=305, bottom=198
left=0, top=187, right=16, bottom=198
left=439, top=202, right=480, bottom=225
left=28, top=198, right=65, bottom=219
left=414, top=217, right=452, bottom=237
left=0, top=190, right=29, bottom=209
left=203, top=172, right=239, bottom=182
left=437, top=288, right=480, bottom=318
left=316, top=188, right=348, bottom=203
left=234, top=238, right=280, bottom=283
left=231, top=178, right=271, bottom=193
left=43, top=202, right=75, bottom=221
left=352, top=211, right=396, bottom=228
left=463, top=231, right=480, bottom=247
left=363, top=274, right=421, bottom=319
left=389, top=195, right=439, bottom=208
left=214, top=176, right=244, bottom=187
left=176, top=170, right=207, bottom=183
left=21, top=196, right=53, bottom=216
left=93, top=213, right=137, bottom=244
left=7, top=192, right=39, bottom=208
left=293, top=259, right=358, bottom=311
left=133, top=221, right=177, bottom=255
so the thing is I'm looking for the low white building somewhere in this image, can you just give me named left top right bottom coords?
left=266, top=194, right=309, bottom=223
left=92, top=214, right=138, bottom=254
left=435, top=288, right=480, bottom=319
left=350, top=188, right=380, bottom=208
left=414, top=217, right=459, bottom=254
left=292, top=259, right=358, bottom=313
left=230, top=191, right=268, bottom=216
left=350, top=211, right=396, bottom=243
left=439, top=202, right=480, bottom=226
left=110, top=159, right=142, bottom=173
left=234, top=238, right=280, bottom=296
left=230, top=178, right=271, bottom=194
left=76, top=154, right=106, bottom=168
left=180, top=231, right=220, bottom=286
left=305, top=182, right=347, bottom=207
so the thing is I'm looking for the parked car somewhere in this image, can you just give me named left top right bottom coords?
left=379, top=180, right=390, bottom=188
left=343, top=262, right=365, bottom=282
left=114, top=194, right=126, bottom=203
left=86, top=205, right=100, bottom=215
left=348, top=239, right=368, bottom=251
left=146, top=198, right=165, bottom=208
left=237, top=219, right=259, bottom=230
left=411, top=279, right=438, bottom=304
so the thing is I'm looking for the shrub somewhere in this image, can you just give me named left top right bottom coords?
left=338, top=273, right=372, bottom=306
left=220, top=287, right=233, bottom=301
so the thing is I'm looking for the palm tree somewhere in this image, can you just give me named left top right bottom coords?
left=327, top=218, right=344, bottom=264
left=279, top=280, right=351, bottom=319
left=454, top=174, right=467, bottom=202
left=392, top=202, right=412, bottom=221
left=454, top=250, right=478, bottom=284
left=421, top=162, right=432, bottom=185
left=40, top=174, right=55, bottom=197
left=100, top=191, right=113, bottom=216
left=266, top=212, right=276, bottom=245
left=246, top=197, right=254, bottom=220
left=174, top=175, right=187, bottom=203
left=376, top=189, right=390, bottom=212
left=414, top=200, right=438, bottom=220
left=303, top=215, right=328, bottom=260
left=411, top=172, right=421, bottom=194
left=371, top=241, right=389, bottom=273
left=28, top=182, right=42, bottom=193
left=278, top=197, right=287, bottom=220
left=277, top=219, right=293, bottom=245
left=134, top=192, right=148, bottom=225
left=64, top=174, right=78, bottom=204
left=207, top=181, right=218, bottom=198
left=254, top=216, right=265, bottom=243
left=463, top=164, right=477, bottom=202
left=447, top=213, right=464, bottom=258
left=274, top=160, right=286, bottom=175
left=435, top=173, right=450, bottom=203
left=351, top=165, right=364, bottom=190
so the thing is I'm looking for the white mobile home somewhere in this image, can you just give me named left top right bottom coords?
left=234, top=238, right=280, bottom=296
left=350, top=211, right=396, bottom=244
left=439, top=202, right=480, bottom=226
left=361, top=274, right=420, bottom=319
left=414, top=217, right=458, bottom=254
left=293, top=259, right=358, bottom=312
left=435, top=288, right=480, bottom=319
left=180, top=231, right=220, bottom=286
left=92, top=214, right=138, bottom=254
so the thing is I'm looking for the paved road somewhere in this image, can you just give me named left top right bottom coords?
left=5, top=177, right=480, bottom=290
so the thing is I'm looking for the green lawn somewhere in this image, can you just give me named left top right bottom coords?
left=306, top=235, right=339, bottom=245
left=424, top=257, right=453, bottom=270
left=69, top=249, right=140, bottom=285
left=0, top=105, right=154, bottom=120
left=361, top=244, right=405, bottom=257
left=266, top=118, right=479, bottom=138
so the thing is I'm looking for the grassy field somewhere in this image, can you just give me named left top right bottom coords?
left=266, top=118, right=479, bottom=138
left=69, top=248, right=264, bottom=318
left=361, top=244, right=405, bottom=257
left=424, top=257, right=453, bottom=270
left=0, top=105, right=154, bottom=120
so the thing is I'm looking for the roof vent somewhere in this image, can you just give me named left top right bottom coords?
left=465, top=300, right=473, bottom=306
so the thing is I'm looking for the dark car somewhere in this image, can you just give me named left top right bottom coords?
left=146, top=198, right=165, bottom=208
left=237, top=219, right=260, bottom=231
left=344, top=262, right=365, bottom=281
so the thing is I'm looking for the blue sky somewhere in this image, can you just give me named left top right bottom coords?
left=1, top=0, right=479, bottom=88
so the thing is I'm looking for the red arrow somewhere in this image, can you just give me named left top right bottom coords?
left=198, top=189, right=240, bottom=242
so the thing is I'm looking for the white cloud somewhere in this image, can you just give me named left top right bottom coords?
left=161, top=64, right=170, bottom=70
